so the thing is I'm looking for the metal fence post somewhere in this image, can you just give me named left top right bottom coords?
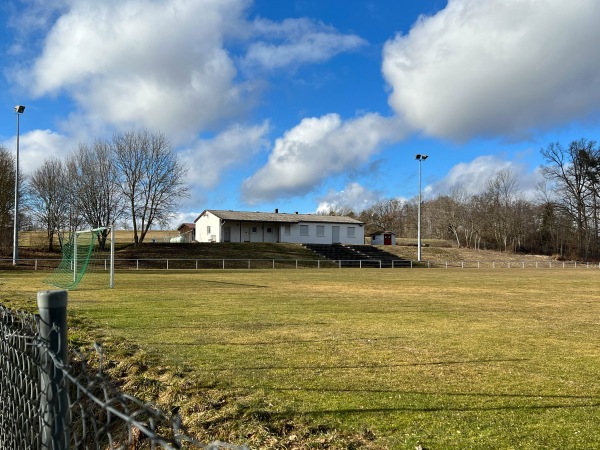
left=37, top=290, right=69, bottom=450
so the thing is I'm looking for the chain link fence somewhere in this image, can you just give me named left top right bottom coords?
left=0, top=292, right=249, bottom=450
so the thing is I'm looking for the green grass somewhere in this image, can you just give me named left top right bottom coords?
left=1, top=268, right=600, bottom=449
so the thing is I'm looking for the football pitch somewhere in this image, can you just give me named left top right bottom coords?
left=2, top=268, right=600, bottom=449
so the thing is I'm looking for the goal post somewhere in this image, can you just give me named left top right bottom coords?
left=45, top=226, right=115, bottom=290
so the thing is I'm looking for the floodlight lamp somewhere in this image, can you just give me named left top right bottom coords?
left=415, top=154, right=421, bottom=159
left=15, top=105, right=25, bottom=114
left=422, top=155, right=428, bottom=160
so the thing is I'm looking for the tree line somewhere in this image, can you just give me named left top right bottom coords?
left=1, top=129, right=188, bottom=251
left=344, top=139, right=600, bottom=260
left=1, top=136, right=598, bottom=259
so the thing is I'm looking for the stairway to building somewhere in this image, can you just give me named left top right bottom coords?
left=303, top=244, right=411, bottom=268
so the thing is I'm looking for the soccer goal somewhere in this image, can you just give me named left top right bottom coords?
left=45, top=226, right=115, bottom=290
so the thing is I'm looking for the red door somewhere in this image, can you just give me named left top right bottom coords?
left=384, top=233, right=392, bottom=245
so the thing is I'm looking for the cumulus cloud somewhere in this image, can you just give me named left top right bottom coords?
left=4, top=129, right=74, bottom=175
left=179, top=121, right=270, bottom=189
left=316, top=182, right=380, bottom=214
left=22, top=0, right=253, bottom=141
left=431, top=155, right=543, bottom=200
left=242, top=17, right=367, bottom=72
left=19, top=0, right=369, bottom=143
left=167, top=211, right=203, bottom=229
left=242, top=113, right=406, bottom=203
left=382, top=0, right=600, bottom=140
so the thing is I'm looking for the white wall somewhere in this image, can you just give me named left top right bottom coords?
left=195, top=213, right=364, bottom=244
left=195, top=212, right=222, bottom=242
left=371, top=233, right=396, bottom=246
left=281, top=222, right=364, bottom=245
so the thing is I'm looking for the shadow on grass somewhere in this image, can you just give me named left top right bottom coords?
left=261, top=401, right=600, bottom=416
left=200, top=357, right=529, bottom=371
left=267, top=386, right=598, bottom=400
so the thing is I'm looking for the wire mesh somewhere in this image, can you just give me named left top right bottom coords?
left=0, top=304, right=249, bottom=450
left=0, top=305, right=41, bottom=449
left=45, top=229, right=104, bottom=290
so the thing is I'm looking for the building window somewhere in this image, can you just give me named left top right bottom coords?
left=316, top=225, right=325, bottom=237
left=284, top=224, right=291, bottom=235
left=347, top=226, right=355, bottom=238
left=266, top=227, right=273, bottom=233
left=252, top=227, right=258, bottom=233
left=207, top=226, right=211, bottom=234
left=300, top=225, right=309, bottom=236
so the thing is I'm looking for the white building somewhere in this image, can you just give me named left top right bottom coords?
left=194, top=210, right=365, bottom=245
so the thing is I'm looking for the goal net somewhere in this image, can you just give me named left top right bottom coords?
left=45, top=227, right=114, bottom=290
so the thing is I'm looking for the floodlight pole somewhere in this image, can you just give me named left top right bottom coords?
left=109, top=225, right=115, bottom=289
left=416, top=154, right=428, bottom=262
left=12, top=105, right=25, bottom=266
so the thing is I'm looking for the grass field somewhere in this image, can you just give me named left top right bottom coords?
left=1, top=268, right=599, bottom=449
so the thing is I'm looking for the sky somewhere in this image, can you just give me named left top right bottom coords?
left=2, top=0, right=600, bottom=228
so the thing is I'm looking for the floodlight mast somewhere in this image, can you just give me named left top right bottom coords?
left=416, top=154, right=428, bottom=262
left=12, top=105, right=25, bottom=266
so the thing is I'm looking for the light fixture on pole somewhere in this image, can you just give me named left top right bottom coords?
left=13, top=105, right=25, bottom=266
left=415, top=154, right=428, bottom=262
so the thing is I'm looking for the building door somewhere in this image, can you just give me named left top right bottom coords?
left=224, top=227, right=231, bottom=242
left=384, top=233, right=392, bottom=245
left=242, top=227, right=250, bottom=242
left=332, top=226, right=340, bottom=243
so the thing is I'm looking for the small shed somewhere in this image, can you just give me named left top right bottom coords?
left=371, top=231, right=396, bottom=246
left=176, top=223, right=196, bottom=242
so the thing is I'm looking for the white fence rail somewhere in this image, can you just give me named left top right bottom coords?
left=2, top=258, right=599, bottom=270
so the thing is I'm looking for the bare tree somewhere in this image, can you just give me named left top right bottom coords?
left=541, top=139, right=599, bottom=258
left=481, top=169, right=520, bottom=252
left=425, top=186, right=481, bottom=249
left=0, top=146, right=16, bottom=249
left=113, top=129, right=188, bottom=245
left=360, top=198, right=405, bottom=235
left=67, top=139, right=123, bottom=249
left=28, top=158, right=69, bottom=251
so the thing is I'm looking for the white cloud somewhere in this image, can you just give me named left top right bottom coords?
left=22, top=0, right=253, bottom=141
left=19, top=0, right=369, bottom=145
left=242, top=17, right=367, bottom=72
left=180, top=121, right=270, bottom=189
left=382, top=0, right=600, bottom=140
left=242, top=113, right=406, bottom=203
left=167, top=211, right=202, bottom=229
left=432, top=155, right=543, bottom=200
left=316, top=182, right=380, bottom=214
left=3, top=129, right=74, bottom=175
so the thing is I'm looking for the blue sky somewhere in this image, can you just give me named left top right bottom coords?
left=2, top=0, right=600, bottom=227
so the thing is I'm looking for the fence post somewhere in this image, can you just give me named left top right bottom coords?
left=37, top=290, right=70, bottom=450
